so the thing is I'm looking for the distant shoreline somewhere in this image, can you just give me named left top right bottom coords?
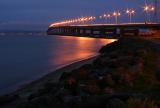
left=0, top=31, right=46, bottom=36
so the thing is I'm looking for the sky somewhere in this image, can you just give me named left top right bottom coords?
left=0, top=0, right=158, bottom=31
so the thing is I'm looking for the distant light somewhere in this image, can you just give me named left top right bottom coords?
left=144, top=6, right=149, bottom=11
left=125, top=9, right=135, bottom=14
left=113, top=11, right=121, bottom=16
left=107, top=14, right=111, bottom=18
left=99, top=16, right=102, bottom=19
left=151, top=7, right=155, bottom=11
left=49, top=15, right=96, bottom=27
left=143, top=5, right=155, bottom=12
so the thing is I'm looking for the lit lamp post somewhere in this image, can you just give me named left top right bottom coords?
left=80, top=17, right=85, bottom=24
left=105, top=14, right=111, bottom=23
left=113, top=11, right=121, bottom=24
left=99, top=16, right=103, bottom=19
left=99, top=14, right=111, bottom=24
left=99, top=15, right=103, bottom=24
left=103, top=14, right=107, bottom=23
left=89, top=16, right=93, bottom=24
left=143, top=5, right=155, bottom=23
left=126, top=9, right=135, bottom=23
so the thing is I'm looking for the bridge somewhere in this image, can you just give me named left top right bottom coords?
left=47, top=23, right=160, bottom=38
left=47, top=1, right=160, bottom=38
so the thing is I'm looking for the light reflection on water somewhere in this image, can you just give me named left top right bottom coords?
left=49, top=36, right=116, bottom=67
left=0, top=35, right=116, bottom=94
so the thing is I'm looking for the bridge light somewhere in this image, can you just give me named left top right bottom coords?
left=103, top=14, right=107, bottom=17
left=107, top=14, right=111, bottom=18
left=125, top=9, right=135, bottom=23
left=126, top=10, right=130, bottom=14
left=113, top=12, right=121, bottom=16
left=132, top=10, right=135, bottom=14
left=75, top=19, right=78, bottom=22
left=113, top=12, right=117, bottom=16
left=143, top=5, right=155, bottom=23
left=85, top=17, right=88, bottom=20
left=113, top=11, right=121, bottom=24
left=92, top=16, right=94, bottom=19
left=104, top=14, right=112, bottom=24
left=81, top=18, right=84, bottom=21
left=89, top=16, right=95, bottom=21
left=143, top=5, right=155, bottom=12
left=78, top=18, right=81, bottom=22
left=151, top=6, right=155, bottom=11
left=144, top=6, right=149, bottom=11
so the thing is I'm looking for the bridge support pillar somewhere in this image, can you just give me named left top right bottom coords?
left=90, top=29, right=94, bottom=36
left=62, top=28, right=65, bottom=34
left=56, top=28, right=59, bottom=34
left=70, top=28, right=74, bottom=35
left=82, top=28, right=86, bottom=36
left=68, top=28, right=72, bottom=35
left=64, top=28, right=67, bottom=34
left=100, top=29, right=106, bottom=37
left=67, top=28, right=69, bottom=34
left=76, top=28, right=80, bottom=35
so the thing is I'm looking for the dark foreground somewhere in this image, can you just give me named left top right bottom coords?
left=1, top=38, right=160, bottom=108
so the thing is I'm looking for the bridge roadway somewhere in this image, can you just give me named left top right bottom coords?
left=47, top=23, right=160, bottom=38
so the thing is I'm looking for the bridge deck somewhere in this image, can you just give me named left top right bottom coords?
left=47, top=23, right=160, bottom=37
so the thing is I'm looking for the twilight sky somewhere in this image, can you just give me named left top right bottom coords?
left=0, top=0, right=157, bottom=31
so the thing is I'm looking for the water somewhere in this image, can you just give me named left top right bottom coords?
left=0, top=34, right=116, bottom=95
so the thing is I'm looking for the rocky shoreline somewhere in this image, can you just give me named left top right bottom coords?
left=1, top=37, right=160, bottom=108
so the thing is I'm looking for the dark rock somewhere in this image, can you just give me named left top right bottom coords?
left=105, top=98, right=125, bottom=108
left=59, top=72, right=71, bottom=81
left=0, top=94, right=19, bottom=106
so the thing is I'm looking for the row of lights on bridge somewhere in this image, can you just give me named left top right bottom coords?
left=99, top=9, right=134, bottom=24
left=50, top=4, right=156, bottom=27
left=49, top=16, right=96, bottom=27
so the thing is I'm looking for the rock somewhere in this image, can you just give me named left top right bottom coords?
left=103, top=87, right=114, bottom=94
left=0, top=94, right=19, bottom=106
left=106, top=98, right=125, bottom=108
left=59, top=72, right=71, bottom=81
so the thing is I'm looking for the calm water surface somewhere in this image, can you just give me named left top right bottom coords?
left=0, top=34, right=116, bottom=94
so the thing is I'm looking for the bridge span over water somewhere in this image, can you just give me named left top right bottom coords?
left=47, top=23, right=160, bottom=38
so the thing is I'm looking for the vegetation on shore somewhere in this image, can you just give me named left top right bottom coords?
left=0, top=38, right=160, bottom=108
